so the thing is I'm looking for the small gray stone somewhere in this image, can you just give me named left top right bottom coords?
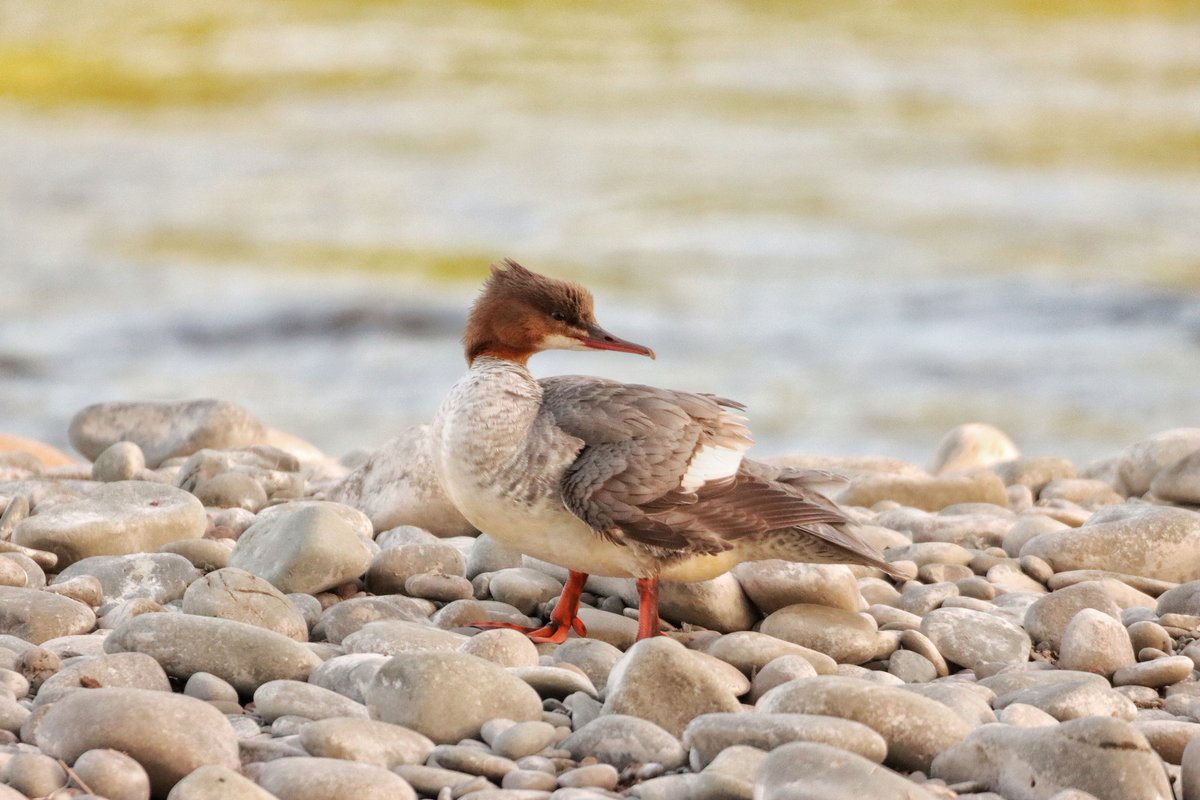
left=311, top=596, right=431, bottom=644
left=184, top=672, right=239, bottom=703
left=3, top=752, right=68, bottom=797
left=467, top=534, right=524, bottom=578
left=58, top=553, right=200, bottom=605
left=404, top=571, right=473, bottom=602
left=0, top=587, right=95, bottom=644
left=72, top=748, right=151, bottom=800
left=36, top=687, right=238, bottom=797
left=756, top=741, right=939, bottom=800
left=1021, top=505, right=1200, bottom=583
left=165, top=764, right=276, bottom=800
left=931, top=716, right=1172, bottom=800
left=839, top=471, right=1010, bottom=512
left=14, top=482, right=207, bottom=568
left=1023, top=581, right=1123, bottom=650
left=551, top=638, right=624, bottom=692
left=749, top=655, right=818, bottom=702
left=104, top=612, right=322, bottom=693
left=69, top=399, right=267, bottom=468
left=298, top=716, right=434, bottom=767
left=34, top=651, right=170, bottom=706
left=486, top=568, right=563, bottom=615
left=182, top=568, right=308, bottom=641
left=491, top=720, right=558, bottom=760
left=683, top=712, right=887, bottom=768
left=253, top=679, right=368, bottom=722
left=993, top=674, right=1136, bottom=721
left=365, top=651, right=542, bottom=744
left=250, top=756, right=416, bottom=800
left=759, top=604, right=879, bottom=665
left=601, top=637, right=741, bottom=737
left=1151, top=450, right=1200, bottom=505
left=459, top=628, right=540, bottom=667
left=342, top=620, right=468, bottom=656
left=733, top=561, right=863, bottom=614
left=920, top=607, right=1030, bottom=670
left=192, top=472, right=268, bottom=512
left=1058, top=608, right=1136, bottom=677
left=158, top=539, right=232, bottom=572
left=1113, top=656, right=1195, bottom=689
left=308, top=653, right=388, bottom=704
left=91, top=442, right=146, bottom=483
left=756, top=675, right=971, bottom=772
left=561, top=714, right=686, bottom=770
left=230, top=503, right=373, bottom=594
left=1135, top=719, right=1200, bottom=764
left=366, top=543, right=465, bottom=594
left=702, top=630, right=836, bottom=676
left=1116, top=428, right=1200, bottom=496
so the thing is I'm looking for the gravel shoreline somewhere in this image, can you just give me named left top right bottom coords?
left=1, top=403, right=1199, bottom=799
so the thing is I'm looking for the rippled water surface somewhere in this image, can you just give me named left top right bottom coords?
left=2, top=0, right=1199, bottom=464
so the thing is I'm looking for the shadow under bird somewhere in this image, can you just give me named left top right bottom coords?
left=433, top=260, right=903, bottom=642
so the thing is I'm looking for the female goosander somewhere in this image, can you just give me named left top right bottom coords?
left=434, top=261, right=901, bottom=643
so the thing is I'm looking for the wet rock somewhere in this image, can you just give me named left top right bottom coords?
left=36, top=687, right=239, bottom=797
left=601, top=637, right=741, bottom=737
left=561, top=714, right=686, bottom=770
left=931, top=716, right=1172, bottom=800
left=683, top=712, right=887, bottom=768
left=733, top=562, right=863, bottom=614
left=1056, top=608, right=1135, bottom=678
left=69, top=399, right=267, bottom=468
left=105, top=612, right=322, bottom=693
left=57, top=553, right=200, bottom=604
left=14, top=482, right=206, bottom=568
left=182, top=568, right=308, bottom=641
left=759, top=604, right=879, bottom=665
left=920, top=607, right=1030, bottom=670
left=324, top=425, right=474, bottom=537
left=756, top=741, right=940, bottom=800
left=757, top=675, right=971, bottom=772
left=230, top=502, right=373, bottom=594
left=365, top=651, right=542, bottom=743
left=250, top=757, right=416, bottom=800
left=839, top=471, right=1009, bottom=512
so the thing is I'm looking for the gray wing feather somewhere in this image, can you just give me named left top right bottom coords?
left=540, top=377, right=860, bottom=558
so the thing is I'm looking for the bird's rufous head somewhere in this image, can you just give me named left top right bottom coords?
left=463, top=260, right=655, bottom=365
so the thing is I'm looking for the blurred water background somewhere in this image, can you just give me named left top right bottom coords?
left=1, top=0, right=1198, bottom=466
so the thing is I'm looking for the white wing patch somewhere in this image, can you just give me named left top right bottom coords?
left=680, top=442, right=745, bottom=492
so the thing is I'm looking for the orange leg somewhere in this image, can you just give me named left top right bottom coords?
left=635, top=576, right=664, bottom=641
left=474, top=569, right=589, bottom=644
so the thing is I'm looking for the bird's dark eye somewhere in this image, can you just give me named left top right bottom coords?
left=550, top=311, right=567, bottom=322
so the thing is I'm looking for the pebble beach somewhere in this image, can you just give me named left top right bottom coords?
left=0, top=402, right=1198, bottom=799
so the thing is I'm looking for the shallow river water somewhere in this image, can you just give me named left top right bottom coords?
left=1, top=0, right=1198, bottom=465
